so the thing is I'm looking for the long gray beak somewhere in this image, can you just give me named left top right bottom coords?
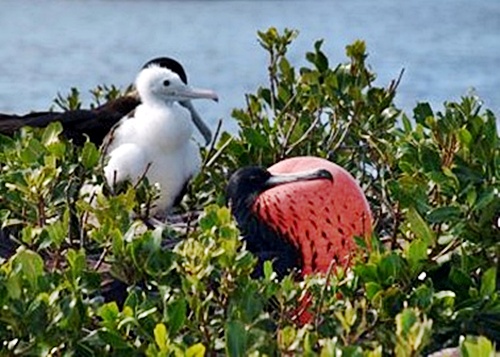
left=177, top=87, right=219, bottom=102
left=264, top=169, right=333, bottom=189
left=180, top=100, right=214, bottom=145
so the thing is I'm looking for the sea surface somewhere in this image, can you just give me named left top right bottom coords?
left=1, top=0, right=499, bottom=133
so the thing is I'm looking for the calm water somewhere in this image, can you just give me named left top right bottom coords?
left=1, top=0, right=499, bottom=133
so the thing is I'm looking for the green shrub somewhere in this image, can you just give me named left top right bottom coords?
left=1, top=28, right=499, bottom=356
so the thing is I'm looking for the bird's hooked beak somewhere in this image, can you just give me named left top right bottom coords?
left=177, top=86, right=219, bottom=102
left=178, top=88, right=218, bottom=145
left=264, top=168, right=333, bottom=189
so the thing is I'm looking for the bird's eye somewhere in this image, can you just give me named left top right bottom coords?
left=163, top=80, right=170, bottom=87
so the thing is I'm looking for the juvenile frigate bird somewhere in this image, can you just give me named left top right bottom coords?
left=226, top=156, right=372, bottom=322
left=0, top=57, right=217, bottom=308
left=102, top=57, right=218, bottom=217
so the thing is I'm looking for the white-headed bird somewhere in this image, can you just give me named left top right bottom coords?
left=102, top=57, right=218, bottom=217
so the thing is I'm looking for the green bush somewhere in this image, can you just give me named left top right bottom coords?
left=1, top=28, right=499, bottom=356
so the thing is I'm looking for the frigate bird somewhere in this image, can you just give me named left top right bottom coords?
left=226, top=156, right=372, bottom=322
left=226, top=164, right=334, bottom=277
left=227, top=156, right=372, bottom=278
left=102, top=57, right=218, bottom=217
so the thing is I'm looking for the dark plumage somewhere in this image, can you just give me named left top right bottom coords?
left=226, top=165, right=333, bottom=278
left=0, top=94, right=140, bottom=146
left=142, top=57, right=188, bottom=84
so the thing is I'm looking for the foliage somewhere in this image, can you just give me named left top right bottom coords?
left=1, top=28, right=500, bottom=356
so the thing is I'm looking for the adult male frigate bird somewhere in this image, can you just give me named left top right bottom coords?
left=102, top=57, right=218, bottom=217
left=227, top=156, right=372, bottom=278
left=226, top=156, right=372, bottom=323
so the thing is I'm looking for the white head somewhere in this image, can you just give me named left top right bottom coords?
left=135, top=65, right=214, bottom=104
left=135, top=57, right=218, bottom=144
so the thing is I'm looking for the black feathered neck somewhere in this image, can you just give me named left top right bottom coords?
left=226, top=167, right=301, bottom=278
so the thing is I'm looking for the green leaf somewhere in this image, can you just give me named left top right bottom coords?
left=167, top=298, right=187, bottom=336
left=410, top=285, right=433, bottom=309
left=263, top=260, right=274, bottom=280
left=406, top=239, right=428, bottom=273
left=397, top=309, right=417, bottom=334
left=6, top=274, right=21, bottom=299
left=427, top=206, right=461, bottom=224
left=354, top=263, right=379, bottom=282
left=44, top=220, right=67, bottom=248
left=457, top=127, right=473, bottom=147
left=345, top=40, right=366, bottom=59
left=154, top=323, right=169, bottom=351
left=406, top=207, right=436, bottom=245
left=242, top=127, right=269, bottom=148
left=394, top=308, right=432, bottom=355
left=186, top=343, right=206, bottom=357
left=474, top=189, right=496, bottom=211
left=97, top=329, right=132, bottom=350
left=480, top=267, right=497, bottom=297
left=225, top=320, right=247, bottom=357
left=20, top=138, right=45, bottom=163
left=98, top=302, right=120, bottom=323
left=81, top=141, right=100, bottom=169
left=413, top=102, right=433, bottom=125
left=41, top=122, right=63, bottom=146
left=320, top=339, right=339, bottom=357
left=433, top=290, right=456, bottom=312
left=378, top=253, right=404, bottom=284
left=461, top=335, right=495, bottom=357
left=0, top=133, right=15, bottom=148
left=419, top=146, right=440, bottom=172
left=279, top=57, right=294, bottom=81
left=216, top=206, right=233, bottom=225
left=365, top=282, right=382, bottom=301
left=259, top=88, right=272, bottom=106
left=20, top=226, right=35, bottom=245
left=449, top=267, right=473, bottom=291
left=402, top=114, right=413, bottom=133
left=67, top=249, right=86, bottom=277
left=12, top=249, right=44, bottom=290
left=307, top=40, right=328, bottom=72
left=279, top=325, right=297, bottom=350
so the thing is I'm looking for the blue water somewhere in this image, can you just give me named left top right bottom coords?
left=1, top=0, right=499, bottom=133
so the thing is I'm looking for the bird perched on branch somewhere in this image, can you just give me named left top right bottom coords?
left=226, top=156, right=372, bottom=322
left=0, top=57, right=217, bottom=215
left=101, top=57, right=218, bottom=217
